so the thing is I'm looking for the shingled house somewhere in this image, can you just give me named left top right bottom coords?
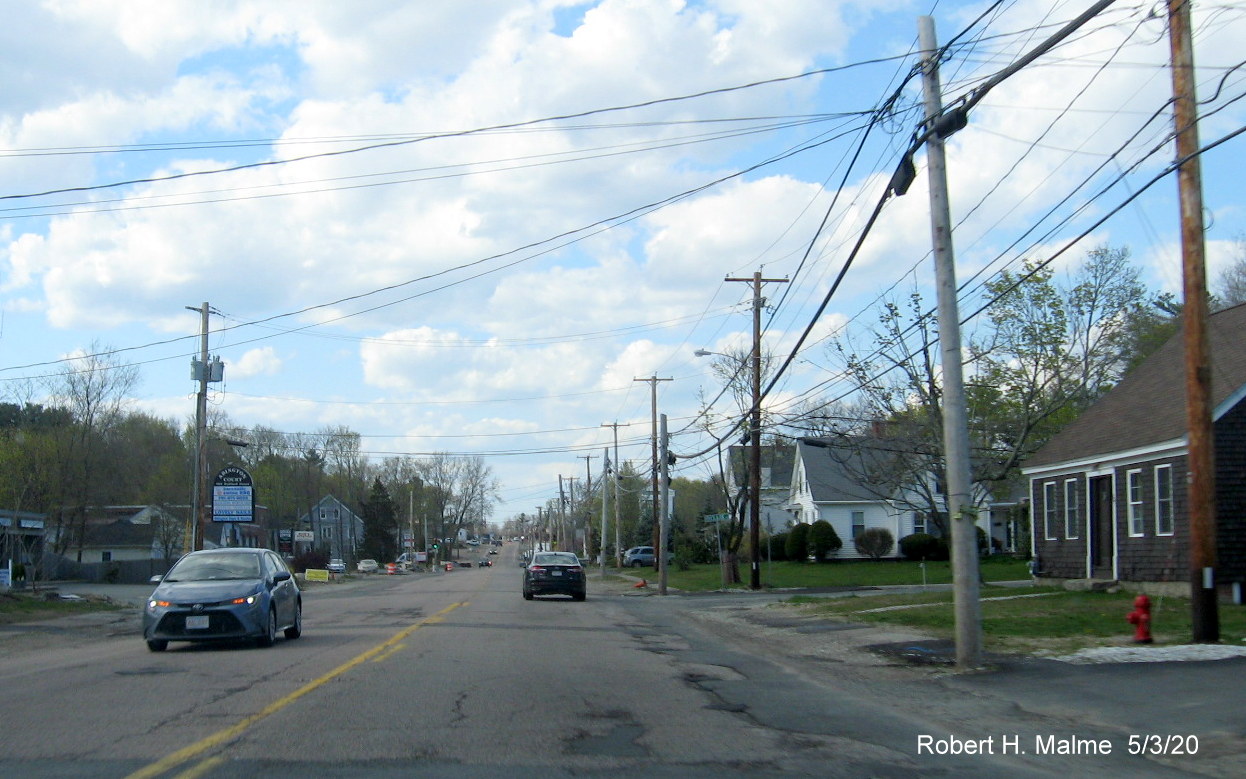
left=1022, top=303, right=1246, bottom=596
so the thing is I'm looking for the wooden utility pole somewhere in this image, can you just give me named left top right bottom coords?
left=187, top=302, right=210, bottom=553
left=725, top=272, right=787, bottom=590
left=634, top=376, right=671, bottom=564
left=578, top=454, right=595, bottom=558
left=600, top=446, right=610, bottom=578
left=658, top=414, right=671, bottom=595
left=919, top=16, right=982, bottom=668
left=1168, top=0, right=1219, bottom=642
left=602, top=422, right=630, bottom=568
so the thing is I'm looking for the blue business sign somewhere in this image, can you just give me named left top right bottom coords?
left=212, top=465, right=255, bottom=523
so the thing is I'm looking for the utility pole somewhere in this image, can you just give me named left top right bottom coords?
left=578, top=454, right=595, bottom=558
left=658, top=414, right=671, bottom=595
left=602, top=422, right=630, bottom=568
left=598, top=426, right=627, bottom=565
left=564, top=476, right=577, bottom=552
left=600, top=447, right=610, bottom=578
left=919, top=16, right=981, bottom=668
left=186, top=302, right=211, bottom=554
left=1168, top=0, right=1219, bottom=642
left=725, top=271, right=787, bottom=590
left=634, top=376, right=672, bottom=565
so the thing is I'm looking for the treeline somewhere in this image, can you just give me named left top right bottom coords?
left=0, top=348, right=498, bottom=563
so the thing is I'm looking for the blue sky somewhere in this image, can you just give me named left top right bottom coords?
left=2, top=0, right=1244, bottom=522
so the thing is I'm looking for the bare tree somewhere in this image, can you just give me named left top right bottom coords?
left=44, top=342, right=139, bottom=559
left=796, top=246, right=1150, bottom=533
left=418, top=454, right=500, bottom=556
left=1214, top=234, right=1246, bottom=308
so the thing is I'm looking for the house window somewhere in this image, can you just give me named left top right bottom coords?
left=913, top=512, right=927, bottom=535
left=1064, top=479, right=1079, bottom=539
left=1127, top=469, right=1144, bottom=536
left=851, top=511, right=865, bottom=540
left=1043, top=482, right=1057, bottom=540
left=1155, top=465, right=1174, bottom=536
left=102, top=551, right=112, bottom=563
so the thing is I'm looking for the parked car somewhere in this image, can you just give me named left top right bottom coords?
left=522, top=551, right=586, bottom=601
left=142, top=548, right=302, bottom=652
left=457, top=560, right=473, bottom=567
left=622, top=546, right=672, bottom=568
left=326, top=558, right=346, bottom=574
left=356, top=558, right=379, bottom=573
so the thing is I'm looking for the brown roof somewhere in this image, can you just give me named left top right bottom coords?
left=1026, top=302, right=1246, bottom=469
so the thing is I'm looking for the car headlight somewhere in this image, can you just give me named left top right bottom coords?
left=230, top=594, right=260, bottom=606
left=147, top=599, right=170, bottom=611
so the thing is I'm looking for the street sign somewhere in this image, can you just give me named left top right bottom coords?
left=703, top=513, right=731, bottom=523
left=294, top=530, right=315, bottom=542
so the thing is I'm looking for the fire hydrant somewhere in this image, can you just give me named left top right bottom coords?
left=1126, top=594, right=1153, bottom=644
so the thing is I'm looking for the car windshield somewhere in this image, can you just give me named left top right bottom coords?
left=533, top=553, right=579, bottom=566
left=166, top=553, right=262, bottom=581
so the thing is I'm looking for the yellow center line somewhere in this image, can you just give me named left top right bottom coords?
left=126, top=601, right=467, bottom=779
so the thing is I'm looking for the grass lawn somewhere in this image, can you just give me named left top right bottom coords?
left=662, top=556, right=1031, bottom=592
left=784, top=587, right=1246, bottom=654
left=0, top=590, right=121, bottom=625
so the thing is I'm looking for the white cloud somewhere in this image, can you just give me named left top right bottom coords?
left=229, top=347, right=283, bottom=379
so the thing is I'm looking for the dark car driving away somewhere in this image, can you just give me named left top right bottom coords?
left=143, top=548, right=302, bottom=652
left=522, top=551, right=586, bottom=601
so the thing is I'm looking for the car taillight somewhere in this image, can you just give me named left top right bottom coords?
left=567, top=566, right=583, bottom=573
left=528, top=565, right=545, bottom=572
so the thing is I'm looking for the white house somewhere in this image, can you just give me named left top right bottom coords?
left=785, top=437, right=992, bottom=558
left=725, top=444, right=797, bottom=533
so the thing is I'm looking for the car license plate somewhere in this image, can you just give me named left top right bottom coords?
left=551, top=570, right=563, bottom=576
left=186, top=615, right=210, bottom=630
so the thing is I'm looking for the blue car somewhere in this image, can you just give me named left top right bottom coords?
left=143, top=548, right=302, bottom=652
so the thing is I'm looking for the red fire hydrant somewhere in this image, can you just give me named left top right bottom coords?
left=1126, top=594, right=1153, bottom=644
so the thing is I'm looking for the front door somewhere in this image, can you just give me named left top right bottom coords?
left=1089, top=475, right=1115, bottom=579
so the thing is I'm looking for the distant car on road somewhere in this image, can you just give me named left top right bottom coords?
left=457, top=560, right=473, bottom=568
left=327, top=558, right=346, bottom=574
left=522, top=551, right=586, bottom=601
left=479, top=558, right=492, bottom=567
left=356, top=559, right=379, bottom=573
left=143, top=548, right=302, bottom=652
left=623, top=546, right=671, bottom=568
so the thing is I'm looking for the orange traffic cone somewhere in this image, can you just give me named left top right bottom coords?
left=633, top=579, right=648, bottom=589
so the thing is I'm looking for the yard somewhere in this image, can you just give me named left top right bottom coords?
left=661, top=556, right=1032, bottom=591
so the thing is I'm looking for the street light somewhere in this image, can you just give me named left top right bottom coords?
left=696, top=347, right=762, bottom=590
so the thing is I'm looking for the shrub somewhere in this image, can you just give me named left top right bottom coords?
left=767, top=532, right=791, bottom=561
left=292, top=549, right=329, bottom=573
left=899, top=533, right=946, bottom=561
left=854, top=528, right=895, bottom=561
left=809, top=519, right=842, bottom=562
left=785, top=523, right=810, bottom=561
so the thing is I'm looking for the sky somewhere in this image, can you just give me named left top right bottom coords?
left=2, top=0, right=1244, bottom=524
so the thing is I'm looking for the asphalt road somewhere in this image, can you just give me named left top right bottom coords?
left=2, top=549, right=1242, bottom=777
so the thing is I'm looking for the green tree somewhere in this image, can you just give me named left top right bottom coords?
left=809, top=519, right=841, bottom=562
left=785, top=522, right=810, bottom=561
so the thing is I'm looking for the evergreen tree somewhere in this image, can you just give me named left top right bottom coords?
left=360, top=478, right=399, bottom=562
